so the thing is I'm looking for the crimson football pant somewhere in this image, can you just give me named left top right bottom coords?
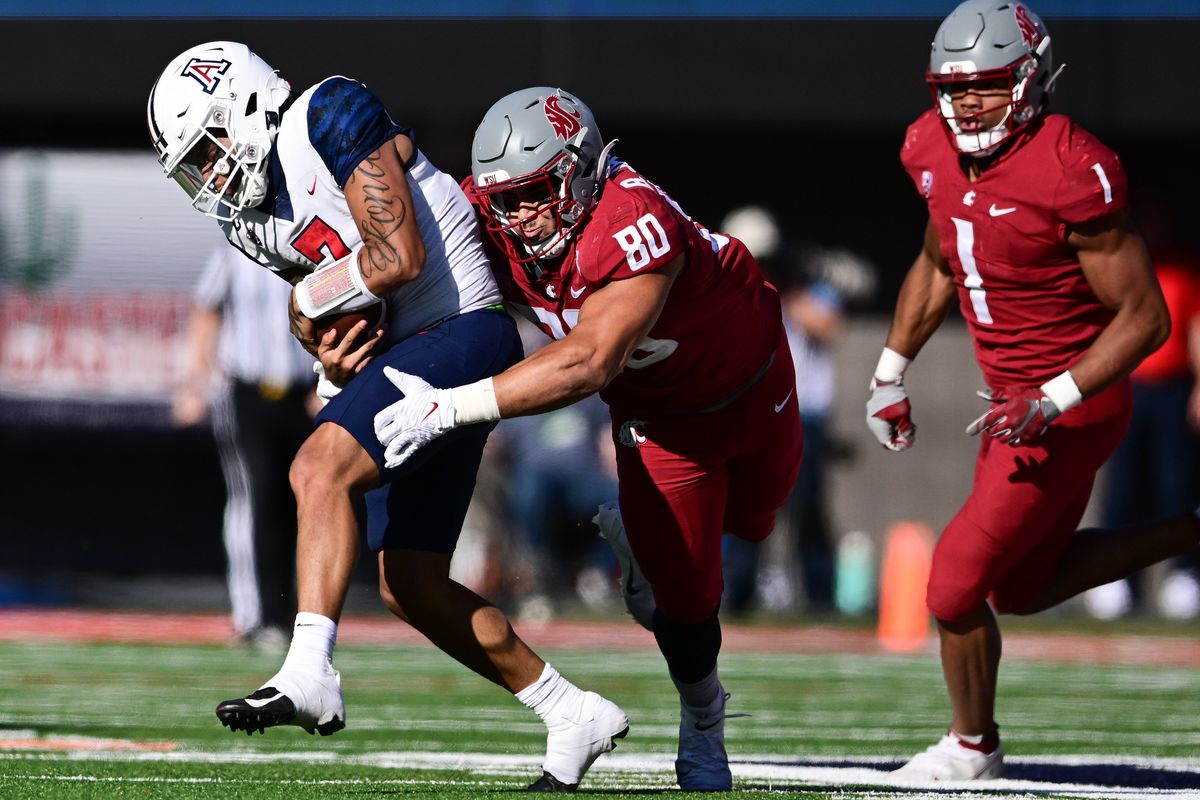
left=927, top=379, right=1132, bottom=621
left=611, top=331, right=804, bottom=627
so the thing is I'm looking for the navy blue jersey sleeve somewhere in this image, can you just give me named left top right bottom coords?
left=306, top=77, right=410, bottom=188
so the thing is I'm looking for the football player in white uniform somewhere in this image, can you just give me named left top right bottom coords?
left=148, top=42, right=628, bottom=791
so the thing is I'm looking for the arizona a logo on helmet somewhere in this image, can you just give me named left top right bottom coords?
left=182, top=58, right=231, bottom=95
left=1013, top=4, right=1045, bottom=48
left=544, top=94, right=582, bottom=140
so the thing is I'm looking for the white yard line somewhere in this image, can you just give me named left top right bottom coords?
left=4, top=747, right=1200, bottom=797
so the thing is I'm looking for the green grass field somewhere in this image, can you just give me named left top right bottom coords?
left=1, top=625, right=1199, bottom=799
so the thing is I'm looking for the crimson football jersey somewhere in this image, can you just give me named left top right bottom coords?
left=481, top=161, right=783, bottom=415
left=901, top=110, right=1130, bottom=387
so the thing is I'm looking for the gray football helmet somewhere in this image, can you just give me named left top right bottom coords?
left=927, top=1, right=1059, bottom=156
left=148, top=41, right=291, bottom=221
left=469, top=87, right=617, bottom=266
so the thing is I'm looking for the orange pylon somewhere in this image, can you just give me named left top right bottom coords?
left=877, top=521, right=934, bottom=653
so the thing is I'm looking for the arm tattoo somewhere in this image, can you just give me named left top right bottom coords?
left=349, top=151, right=408, bottom=280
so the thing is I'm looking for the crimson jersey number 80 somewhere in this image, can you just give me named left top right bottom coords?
left=612, top=213, right=671, bottom=271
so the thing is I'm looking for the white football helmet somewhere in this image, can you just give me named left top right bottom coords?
left=927, top=1, right=1061, bottom=156
left=147, top=41, right=291, bottom=221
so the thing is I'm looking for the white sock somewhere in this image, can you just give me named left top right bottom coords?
left=673, top=666, right=721, bottom=710
left=281, top=612, right=337, bottom=672
left=516, top=663, right=583, bottom=725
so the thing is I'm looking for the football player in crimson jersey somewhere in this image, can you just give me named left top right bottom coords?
left=149, top=44, right=630, bottom=792
left=867, top=0, right=1198, bottom=782
left=374, top=87, right=802, bottom=792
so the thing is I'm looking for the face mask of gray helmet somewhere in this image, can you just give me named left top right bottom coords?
left=926, top=0, right=1065, bottom=157
left=467, top=87, right=619, bottom=275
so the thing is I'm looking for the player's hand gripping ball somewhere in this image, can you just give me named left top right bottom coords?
left=316, top=301, right=386, bottom=345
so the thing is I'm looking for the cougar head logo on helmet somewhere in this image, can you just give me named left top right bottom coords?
left=543, top=95, right=583, bottom=140
left=926, top=1, right=1061, bottom=156
left=468, top=87, right=618, bottom=274
left=147, top=41, right=291, bottom=222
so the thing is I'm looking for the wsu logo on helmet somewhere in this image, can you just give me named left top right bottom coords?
left=543, top=94, right=582, bottom=140
left=182, top=58, right=232, bottom=95
left=1013, top=4, right=1044, bottom=48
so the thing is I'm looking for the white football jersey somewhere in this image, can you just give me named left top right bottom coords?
left=219, top=76, right=500, bottom=341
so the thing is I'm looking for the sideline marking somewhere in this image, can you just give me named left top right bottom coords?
left=4, top=748, right=1200, bottom=797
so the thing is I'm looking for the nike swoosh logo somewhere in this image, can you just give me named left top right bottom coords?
left=570, top=285, right=587, bottom=299
left=989, top=204, right=1016, bottom=217
left=306, top=177, right=317, bottom=195
left=244, top=692, right=284, bottom=709
left=421, top=402, right=439, bottom=422
left=695, top=718, right=722, bottom=731
left=774, top=389, right=793, bottom=413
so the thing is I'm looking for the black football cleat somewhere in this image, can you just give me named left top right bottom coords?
left=526, top=770, right=580, bottom=792
left=216, top=683, right=345, bottom=737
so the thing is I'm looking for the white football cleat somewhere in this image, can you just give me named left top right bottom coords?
left=216, top=662, right=346, bottom=737
left=892, top=732, right=1004, bottom=781
left=594, top=503, right=655, bottom=630
left=529, top=690, right=629, bottom=792
left=676, top=687, right=733, bottom=791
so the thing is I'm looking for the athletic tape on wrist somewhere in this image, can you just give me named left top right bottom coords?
left=294, top=249, right=380, bottom=320
left=1040, top=370, right=1083, bottom=414
left=874, top=347, right=912, bottom=383
left=450, top=378, right=500, bottom=425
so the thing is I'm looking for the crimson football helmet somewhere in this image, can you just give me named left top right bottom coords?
left=468, top=88, right=617, bottom=271
left=926, top=1, right=1061, bottom=156
left=147, top=41, right=291, bottom=221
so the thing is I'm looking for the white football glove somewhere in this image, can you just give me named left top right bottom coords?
left=313, top=362, right=342, bottom=407
left=866, top=377, right=916, bottom=451
left=373, top=368, right=457, bottom=468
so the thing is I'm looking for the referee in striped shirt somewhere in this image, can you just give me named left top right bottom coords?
left=174, top=244, right=317, bottom=652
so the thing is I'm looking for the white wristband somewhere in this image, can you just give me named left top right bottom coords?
left=874, top=347, right=912, bottom=383
left=294, top=249, right=380, bottom=320
left=1040, top=370, right=1083, bottom=414
left=450, top=378, right=501, bottom=424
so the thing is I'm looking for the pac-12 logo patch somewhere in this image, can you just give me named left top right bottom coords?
left=921, top=170, right=934, bottom=198
left=182, top=58, right=232, bottom=95
left=544, top=94, right=582, bottom=140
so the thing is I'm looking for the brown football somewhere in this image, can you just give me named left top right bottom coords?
left=317, top=303, right=385, bottom=344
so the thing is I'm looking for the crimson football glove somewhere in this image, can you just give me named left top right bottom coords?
left=965, top=387, right=1061, bottom=447
left=866, top=377, right=917, bottom=451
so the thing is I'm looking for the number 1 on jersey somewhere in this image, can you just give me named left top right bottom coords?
left=951, top=217, right=993, bottom=325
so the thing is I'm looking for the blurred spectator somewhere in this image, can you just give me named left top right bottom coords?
left=173, top=244, right=316, bottom=651
left=493, top=318, right=619, bottom=621
left=1085, top=202, right=1200, bottom=620
left=719, top=206, right=875, bottom=614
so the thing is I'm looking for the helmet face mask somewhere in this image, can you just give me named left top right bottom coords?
left=474, top=148, right=587, bottom=264
left=148, top=41, right=290, bottom=222
left=469, top=88, right=616, bottom=270
left=926, top=1, right=1057, bottom=157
